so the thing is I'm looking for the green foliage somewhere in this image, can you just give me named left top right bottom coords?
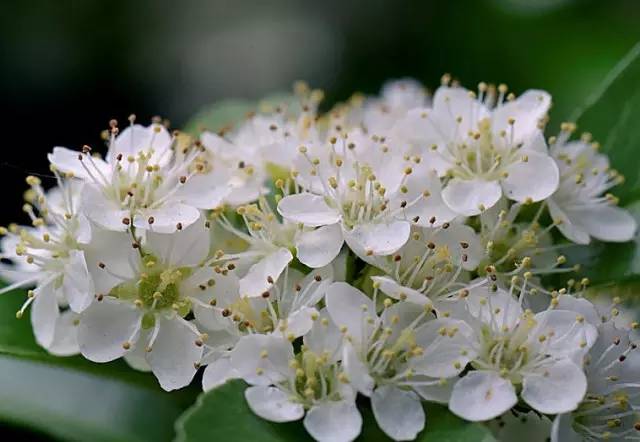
left=569, top=42, right=640, bottom=286
left=175, top=381, right=496, bottom=442
left=0, top=290, right=199, bottom=441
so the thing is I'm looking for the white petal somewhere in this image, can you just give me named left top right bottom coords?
left=172, top=173, right=231, bottom=210
left=371, top=385, right=425, bottom=441
left=145, top=215, right=210, bottom=267
left=146, top=317, right=203, bottom=391
left=412, top=377, right=455, bottom=404
left=239, top=248, right=293, bottom=297
left=277, top=193, right=341, bottom=227
left=202, top=357, right=239, bottom=391
left=555, top=295, right=600, bottom=326
left=531, top=309, right=597, bottom=358
left=412, top=318, right=476, bottom=378
left=78, top=298, right=141, bottom=363
left=83, top=228, right=138, bottom=295
left=442, top=179, right=502, bottom=216
left=522, top=359, right=587, bottom=414
left=230, top=334, right=293, bottom=386
left=304, top=401, right=362, bottom=442
left=491, top=90, right=551, bottom=144
left=502, top=152, right=559, bottom=203
left=123, top=333, right=152, bottom=372
left=63, top=250, right=93, bottom=313
left=466, top=286, right=522, bottom=333
left=81, top=185, right=130, bottom=232
left=343, top=341, right=375, bottom=396
left=325, top=282, right=375, bottom=345
left=401, top=166, right=458, bottom=227
left=370, top=275, right=431, bottom=306
left=48, top=310, right=80, bottom=356
left=343, top=220, right=410, bottom=256
left=296, top=224, right=344, bottom=268
left=134, top=203, right=201, bottom=234
left=109, top=124, right=171, bottom=164
left=548, top=198, right=591, bottom=244
left=433, top=86, right=490, bottom=136
left=48, top=147, right=110, bottom=181
left=279, top=306, right=317, bottom=338
left=303, top=309, right=342, bottom=360
left=572, top=205, right=637, bottom=243
left=245, top=386, right=304, bottom=423
left=31, top=279, right=59, bottom=349
left=449, top=371, right=517, bottom=421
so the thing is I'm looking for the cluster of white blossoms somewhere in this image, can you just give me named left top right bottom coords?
left=1, top=78, right=639, bottom=441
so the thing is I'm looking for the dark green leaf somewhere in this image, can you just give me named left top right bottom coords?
left=570, top=41, right=640, bottom=205
left=175, top=380, right=496, bottom=442
left=0, top=289, right=199, bottom=441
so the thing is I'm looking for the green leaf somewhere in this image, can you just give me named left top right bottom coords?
left=570, top=41, right=640, bottom=205
left=175, top=381, right=496, bottom=442
left=565, top=41, right=640, bottom=286
left=0, top=289, right=199, bottom=441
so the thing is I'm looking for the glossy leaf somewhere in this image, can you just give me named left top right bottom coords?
left=0, top=290, right=198, bottom=441
left=175, top=380, right=496, bottom=442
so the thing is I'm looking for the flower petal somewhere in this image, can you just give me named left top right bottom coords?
left=244, top=386, right=304, bottom=423
left=48, top=147, right=110, bottom=181
left=63, top=250, right=93, bottom=313
left=325, top=282, right=375, bottom=345
left=449, top=371, right=517, bottom=421
left=109, top=124, right=171, bottom=164
left=343, top=220, right=411, bottom=257
left=572, top=205, right=637, bottom=243
left=371, top=275, right=431, bottom=306
left=522, top=359, right=587, bottom=414
left=230, top=334, right=293, bottom=386
left=551, top=414, right=582, bottom=442
left=502, top=151, right=559, bottom=203
left=81, top=185, right=130, bottom=232
left=202, top=356, right=239, bottom=391
left=48, top=310, right=81, bottom=356
left=134, top=203, right=201, bottom=234
left=145, top=215, right=210, bottom=267
left=304, top=401, right=362, bottom=442
left=31, top=279, right=59, bottom=349
left=78, top=298, right=141, bottom=363
left=531, top=309, right=598, bottom=358
left=278, top=193, right=341, bottom=227
left=296, top=224, right=344, bottom=268
left=239, top=248, right=293, bottom=297
left=147, top=317, right=203, bottom=391
left=491, top=90, right=551, bottom=145
left=548, top=198, right=591, bottom=244
left=342, top=341, right=375, bottom=396
left=172, top=173, right=232, bottom=210
left=442, top=178, right=502, bottom=216
left=371, top=385, right=425, bottom=441
left=403, top=168, right=458, bottom=227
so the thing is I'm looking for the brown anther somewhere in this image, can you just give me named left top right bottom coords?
left=314, top=275, right=322, bottom=282
left=221, top=308, right=231, bottom=317
left=261, top=292, right=270, bottom=299
left=98, top=262, right=106, bottom=269
left=176, top=222, right=183, bottom=230
left=179, top=176, right=187, bottom=184
left=122, top=217, right=131, bottom=225
left=148, top=216, right=155, bottom=225
left=267, top=276, right=274, bottom=284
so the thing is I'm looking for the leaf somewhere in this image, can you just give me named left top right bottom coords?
left=175, top=380, right=496, bottom=442
left=570, top=41, right=640, bottom=205
left=565, top=41, right=640, bottom=286
left=0, top=289, right=199, bottom=441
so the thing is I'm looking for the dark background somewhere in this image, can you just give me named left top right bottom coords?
left=1, top=0, right=639, bottom=227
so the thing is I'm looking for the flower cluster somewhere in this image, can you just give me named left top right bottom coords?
left=2, top=78, right=639, bottom=441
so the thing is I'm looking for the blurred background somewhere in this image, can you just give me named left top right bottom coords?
left=1, top=0, right=639, bottom=226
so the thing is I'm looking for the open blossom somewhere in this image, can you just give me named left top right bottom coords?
left=326, top=282, right=474, bottom=440
left=448, top=287, right=598, bottom=421
left=361, top=79, right=430, bottom=133
left=49, top=120, right=230, bottom=233
left=552, top=321, right=640, bottom=442
left=77, top=216, right=216, bottom=390
left=228, top=318, right=362, bottom=442
left=548, top=127, right=637, bottom=244
left=0, top=176, right=92, bottom=355
left=392, top=82, right=559, bottom=216
left=278, top=127, right=456, bottom=263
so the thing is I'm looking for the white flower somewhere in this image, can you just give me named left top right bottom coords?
left=448, top=287, right=598, bottom=421
left=548, top=129, right=636, bottom=244
left=77, top=216, right=216, bottom=390
left=49, top=121, right=230, bottom=233
left=229, top=326, right=361, bottom=442
left=0, top=176, right=92, bottom=355
left=392, top=84, right=559, bottom=215
left=551, top=321, right=640, bottom=442
left=326, top=282, right=474, bottom=440
left=278, top=128, right=455, bottom=263
left=367, top=223, right=483, bottom=307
